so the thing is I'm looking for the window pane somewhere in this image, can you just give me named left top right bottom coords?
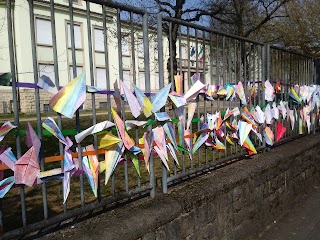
left=96, top=68, right=107, bottom=89
left=122, top=36, right=130, bottom=56
left=94, top=28, right=104, bottom=52
left=138, top=38, right=143, bottom=58
left=67, top=23, right=82, bottom=49
left=138, top=72, right=145, bottom=90
left=123, top=70, right=131, bottom=88
left=181, top=45, right=187, bottom=59
left=36, top=19, right=52, bottom=45
left=39, top=64, right=55, bottom=83
left=69, top=66, right=83, bottom=81
left=153, top=73, right=159, bottom=91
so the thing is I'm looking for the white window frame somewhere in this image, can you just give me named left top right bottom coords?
left=121, top=35, right=130, bottom=56
left=66, top=22, right=83, bottom=50
left=35, top=17, right=53, bottom=46
left=93, top=27, right=105, bottom=52
left=95, top=67, right=107, bottom=89
left=69, top=66, right=83, bottom=81
left=38, top=63, right=55, bottom=83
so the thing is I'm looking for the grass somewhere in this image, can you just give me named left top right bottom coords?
left=0, top=101, right=264, bottom=233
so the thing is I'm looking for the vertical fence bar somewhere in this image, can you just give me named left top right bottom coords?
left=68, top=0, right=85, bottom=208
left=142, top=12, right=153, bottom=196
left=158, top=15, right=168, bottom=194
left=50, top=0, right=66, bottom=213
left=155, top=13, right=165, bottom=197
left=6, top=0, right=26, bottom=228
left=102, top=6, right=112, bottom=123
left=86, top=1, right=100, bottom=201
left=28, top=0, right=48, bottom=220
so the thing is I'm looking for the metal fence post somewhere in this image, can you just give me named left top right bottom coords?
left=157, top=14, right=168, bottom=194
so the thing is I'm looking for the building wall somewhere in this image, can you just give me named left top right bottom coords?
left=0, top=0, right=219, bottom=113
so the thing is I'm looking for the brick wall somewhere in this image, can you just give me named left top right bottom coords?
left=43, top=133, right=320, bottom=240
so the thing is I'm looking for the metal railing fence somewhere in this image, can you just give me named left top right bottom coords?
left=0, top=0, right=318, bottom=239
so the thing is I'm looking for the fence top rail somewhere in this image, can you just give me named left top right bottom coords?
left=86, top=0, right=146, bottom=15
left=162, top=15, right=264, bottom=46
left=270, top=45, right=314, bottom=59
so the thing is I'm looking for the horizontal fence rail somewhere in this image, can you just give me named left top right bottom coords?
left=0, top=0, right=319, bottom=239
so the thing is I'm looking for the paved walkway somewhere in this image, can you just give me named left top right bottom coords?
left=259, top=185, right=320, bottom=240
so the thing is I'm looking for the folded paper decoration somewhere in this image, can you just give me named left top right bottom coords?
left=225, top=84, right=235, bottom=101
left=37, top=75, right=58, bottom=95
left=0, top=72, right=12, bottom=86
left=254, top=106, right=265, bottom=124
left=82, top=145, right=99, bottom=197
left=265, top=80, right=275, bottom=102
left=238, top=121, right=252, bottom=146
left=0, top=176, right=15, bottom=198
left=289, top=87, right=302, bottom=104
left=0, top=147, right=17, bottom=171
left=120, top=81, right=141, bottom=118
left=242, top=136, right=257, bottom=155
left=169, top=93, right=186, bottom=108
left=276, top=122, right=286, bottom=142
left=236, top=81, right=247, bottom=105
left=151, top=83, right=172, bottom=113
left=0, top=121, right=16, bottom=141
left=102, top=142, right=124, bottom=185
left=50, top=72, right=86, bottom=118
left=271, top=102, right=279, bottom=120
left=264, top=126, right=274, bottom=146
left=192, top=133, right=209, bottom=154
left=184, top=80, right=206, bottom=102
left=265, top=104, right=273, bottom=124
left=43, top=117, right=68, bottom=145
left=98, top=132, right=121, bottom=149
left=186, top=103, right=197, bottom=130
left=155, top=112, right=170, bottom=121
left=174, top=75, right=183, bottom=95
left=75, top=120, right=115, bottom=143
left=14, top=146, right=40, bottom=187
left=163, top=122, right=178, bottom=150
left=111, top=108, right=135, bottom=150
left=133, top=84, right=154, bottom=117
left=125, top=120, right=148, bottom=131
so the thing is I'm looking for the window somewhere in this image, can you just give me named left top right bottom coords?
left=138, top=72, right=145, bottom=90
left=69, top=66, right=83, bottom=81
left=96, top=68, right=107, bottom=89
left=67, top=23, right=82, bottom=49
left=123, top=70, right=131, bottom=88
left=39, top=64, right=55, bottom=82
left=181, top=45, right=187, bottom=59
left=43, top=104, right=53, bottom=113
left=154, top=47, right=158, bottom=60
left=99, top=102, right=108, bottom=109
left=137, top=38, right=144, bottom=58
left=121, top=36, right=130, bottom=56
left=153, top=72, right=159, bottom=90
left=94, top=28, right=104, bottom=52
left=36, top=18, right=52, bottom=46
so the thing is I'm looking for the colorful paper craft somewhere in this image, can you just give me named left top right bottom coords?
left=50, top=72, right=86, bottom=118
left=120, top=81, right=141, bottom=118
left=0, top=121, right=16, bottom=142
left=75, top=120, right=115, bottom=143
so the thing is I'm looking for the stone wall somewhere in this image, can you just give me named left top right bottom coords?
left=43, top=133, right=320, bottom=240
left=2, top=89, right=116, bottom=113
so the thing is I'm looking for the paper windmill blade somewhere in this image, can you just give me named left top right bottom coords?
left=14, top=146, right=40, bottom=187
left=276, top=122, right=286, bottom=142
left=0, top=72, right=12, bottom=86
left=151, top=83, right=172, bottom=113
left=133, top=83, right=154, bottom=118
left=0, top=121, right=17, bottom=142
left=120, top=81, right=141, bottom=118
left=49, top=72, right=86, bottom=119
left=263, top=126, right=274, bottom=146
